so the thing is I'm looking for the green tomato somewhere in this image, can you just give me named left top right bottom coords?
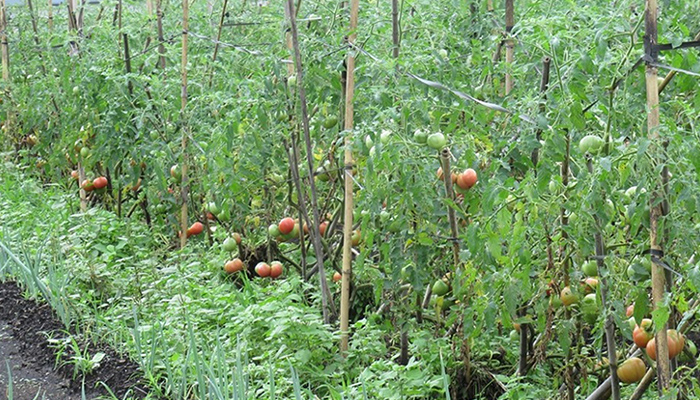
left=413, top=129, right=428, bottom=144
left=380, top=129, right=391, bottom=145
left=268, top=224, right=280, bottom=237
left=222, top=238, right=237, bottom=252
left=438, top=49, right=448, bottom=59
left=323, top=116, right=339, bottom=129
left=549, top=180, right=560, bottom=195
left=207, top=202, right=220, bottom=215
left=426, top=132, right=447, bottom=150
left=379, top=210, right=391, bottom=223
left=582, top=260, right=598, bottom=277
left=316, top=167, right=330, bottom=182
left=218, top=208, right=231, bottom=222
left=80, top=146, right=91, bottom=159
left=579, top=135, right=605, bottom=154
left=432, top=279, right=449, bottom=296
left=509, top=329, right=520, bottom=342
left=365, top=135, right=374, bottom=149
left=287, top=75, right=297, bottom=87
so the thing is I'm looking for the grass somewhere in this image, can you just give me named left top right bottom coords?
left=0, top=162, right=455, bottom=398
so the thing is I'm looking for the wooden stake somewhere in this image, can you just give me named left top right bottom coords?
left=560, top=131, right=574, bottom=400
left=504, top=0, right=514, bottom=95
left=391, top=0, right=399, bottom=59
left=339, top=0, right=360, bottom=355
left=586, top=156, right=620, bottom=400
left=48, top=0, right=53, bottom=30
left=440, top=149, right=459, bottom=268
left=123, top=33, right=133, bottom=96
left=156, top=0, right=166, bottom=69
left=208, top=0, right=228, bottom=87
left=531, top=57, right=550, bottom=169
left=1, top=0, right=10, bottom=82
left=644, top=0, right=670, bottom=391
left=285, top=0, right=336, bottom=324
left=179, top=0, right=190, bottom=249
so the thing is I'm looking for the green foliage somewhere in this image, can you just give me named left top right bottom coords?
left=1, top=0, right=700, bottom=398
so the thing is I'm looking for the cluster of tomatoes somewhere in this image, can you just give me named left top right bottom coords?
left=436, top=167, right=478, bottom=193
left=71, top=170, right=109, bottom=193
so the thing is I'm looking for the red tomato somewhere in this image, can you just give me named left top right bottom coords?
left=93, top=176, right=108, bottom=190
left=186, top=222, right=204, bottom=236
left=279, top=218, right=295, bottom=235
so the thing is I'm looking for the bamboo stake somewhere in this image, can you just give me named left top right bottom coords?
left=0, top=0, right=9, bottom=82
left=179, top=0, right=189, bottom=249
left=339, top=0, right=360, bottom=355
left=285, top=0, right=335, bottom=324
left=156, top=0, right=166, bottom=69
left=628, top=367, right=655, bottom=400
left=644, top=0, right=670, bottom=391
left=504, top=0, right=514, bottom=95
left=208, top=0, right=228, bottom=87
left=0, top=0, right=11, bottom=146
left=586, top=156, right=620, bottom=400
left=48, top=0, right=53, bottom=30
left=487, top=0, right=493, bottom=12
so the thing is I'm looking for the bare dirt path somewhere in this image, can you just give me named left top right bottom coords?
left=0, top=281, right=150, bottom=400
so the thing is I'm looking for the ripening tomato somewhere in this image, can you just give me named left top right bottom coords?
left=186, top=222, right=204, bottom=236
left=81, top=179, right=94, bottom=192
left=332, top=271, right=341, bottom=283
left=456, top=168, right=478, bottom=190
left=626, top=304, right=634, bottom=318
left=232, top=232, right=242, bottom=244
left=319, top=221, right=329, bottom=236
left=351, top=230, right=361, bottom=246
left=632, top=319, right=653, bottom=348
left=560, top=286, right=578, bottom=306
left=224, top=258, right=244, bottom=274
left=616, top=357, right=646, bottom=384
left=646, top=329, right=685, bottom=361
left=255, top=262, right=271, bottom=277
left=279, top=217, right=295, bottom=235
left=269, top=261, right=283, bottom=279
left=71, top=170, right=79, bottom=180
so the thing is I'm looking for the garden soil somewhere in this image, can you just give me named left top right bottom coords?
left=0, top=281, right=150, bottom=399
